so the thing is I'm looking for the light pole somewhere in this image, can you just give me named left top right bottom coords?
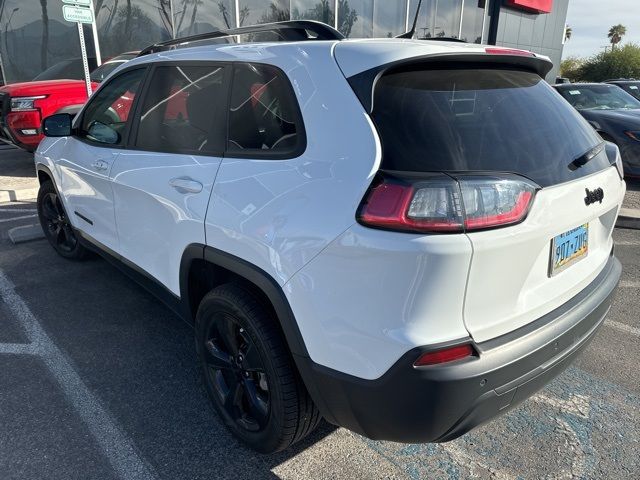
left=4, top=7, right=19, bottom=66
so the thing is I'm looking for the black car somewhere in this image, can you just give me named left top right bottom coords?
left=554, top=83, right=640, bottom=178
left=605, top=79, right=640, bottom=101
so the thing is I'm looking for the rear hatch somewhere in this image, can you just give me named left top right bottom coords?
left=346, top=51, right=625, bottom=342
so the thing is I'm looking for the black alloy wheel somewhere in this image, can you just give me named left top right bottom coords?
left=196, top=284, right=321, bottom=453
left=203, top=312, right=270, bottom=432
left=37, top=180, right=87, bottom=259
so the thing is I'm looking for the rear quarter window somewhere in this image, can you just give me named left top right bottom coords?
left=371, top=67, right=609, bottom=187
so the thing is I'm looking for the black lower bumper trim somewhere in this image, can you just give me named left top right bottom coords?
left=297, top=254, right=621, bottom=443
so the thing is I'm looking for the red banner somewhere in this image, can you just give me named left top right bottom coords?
left=505, top=0, right=553, bottom=13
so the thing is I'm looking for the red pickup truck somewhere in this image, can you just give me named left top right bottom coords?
left=0, top=52, right=137, bottom=152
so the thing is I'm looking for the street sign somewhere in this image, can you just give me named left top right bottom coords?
left=62, top=0, right=91, bottom=5
left=62, top=5, right=93, bottom=24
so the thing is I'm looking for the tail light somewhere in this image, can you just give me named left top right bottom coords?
left=414, top=344, right=475, bottom=366
left=358, top=172, right=538, bottom=233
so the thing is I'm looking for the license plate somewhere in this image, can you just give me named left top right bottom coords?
left=549, top=224, right=589, bottom=276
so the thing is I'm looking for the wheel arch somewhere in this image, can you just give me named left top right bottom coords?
left=179, top=244, right=309, bottom=358
left=36, top=164, right=54, bottom=186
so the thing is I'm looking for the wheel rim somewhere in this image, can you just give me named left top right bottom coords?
left=40, top=192, right=77, bottom=253
left=203, top=313, right=270, bottom=432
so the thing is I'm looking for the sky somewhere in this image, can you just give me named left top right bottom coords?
left=562, top=0, right=640, bottom=59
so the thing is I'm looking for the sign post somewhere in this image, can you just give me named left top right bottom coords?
left=62, top=1, right=95, bottom=98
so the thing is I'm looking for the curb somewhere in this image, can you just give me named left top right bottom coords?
left=616, top=208, right=640, bottom=230
left=8, top=224, right=44, bottom=244
left=0, top=187, right=39, bottom=203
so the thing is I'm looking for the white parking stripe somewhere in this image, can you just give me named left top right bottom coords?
left=614, top=240, right=640, bottom=246
left=0, top=208, right=37, bottom=213
left=606, top=319, right=640, bottom=337
left=619, top=280, right=640, bottom=289
left=0, top=214, right=37, bottom=223
left=0, top=270, right=158, bottom=480
left=0, top=342, right=37, bottom=354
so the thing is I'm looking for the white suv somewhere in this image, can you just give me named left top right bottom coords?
left=35, top=21, right=624, bottom=453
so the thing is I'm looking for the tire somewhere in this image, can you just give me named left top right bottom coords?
left=195, top=283, right=321, bottom=453
left=37, top=180, right=88, bottom=260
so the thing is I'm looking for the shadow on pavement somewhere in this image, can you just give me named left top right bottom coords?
left=2, top=240, right=337, bottom=479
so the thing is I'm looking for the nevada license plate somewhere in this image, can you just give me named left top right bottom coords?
left=549, top=224, right=589, bottom=276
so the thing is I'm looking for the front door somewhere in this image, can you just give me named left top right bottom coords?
left=57, top=67, right=146, bottom=251
left=110, top=63, right=229, bottom=295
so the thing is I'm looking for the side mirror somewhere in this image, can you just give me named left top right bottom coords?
left=42, top=113, right=72, bottom=137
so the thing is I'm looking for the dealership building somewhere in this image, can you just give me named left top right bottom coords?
left=0, top=0, right=569, bottom=84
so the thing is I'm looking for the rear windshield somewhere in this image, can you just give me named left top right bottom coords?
left=371, top=67, right=609, bottom=187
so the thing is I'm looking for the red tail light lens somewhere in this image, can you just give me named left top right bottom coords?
left=414, top=344, right=475, bottom=366
left=359, top=175, right=463, bottom=232
left=358, top=173, right=537, bottom=233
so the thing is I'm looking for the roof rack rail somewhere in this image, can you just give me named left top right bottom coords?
left=138, top=20, right=344, bottom=56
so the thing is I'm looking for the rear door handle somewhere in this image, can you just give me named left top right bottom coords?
left=92, top=160, right=109, bottom=171
left=169, top=177, right=203, bottom=194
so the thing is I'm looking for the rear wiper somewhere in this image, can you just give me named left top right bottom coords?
left=568, top=142, right=605, bottom=171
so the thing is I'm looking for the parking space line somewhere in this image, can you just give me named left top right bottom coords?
left=0, top=214, right=37, bottom=223
left=619, top=280, right=640, bottom=289
left=0, top=270, right=158, bottom=480
left=614, top=240, right=640, bottom=246
left=0, top=208, right=37, bottom=213
left=0, top=342, right=37, bottom=354
left=606, top=319, right=640, bottom=337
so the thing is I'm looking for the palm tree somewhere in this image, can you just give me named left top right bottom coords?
left=608, top=24, right=626, bottom=50
left=564, top=25, right=572, bottom=42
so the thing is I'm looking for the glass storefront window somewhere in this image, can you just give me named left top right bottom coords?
left=460, top=0, right=485, bottom=43
left=0, top=0, right=82, bottom=84
left=339, top=0, right=373, bottom=38
left=373, top=1, right=407, bottom=38
left=0, top=0, right=488, bottom=84
left=238, top=0, right=290, bottom=27
left=95, top=0, right=172, bottom=58
left=292, top=0, right=335, bottom=26
left=174, top=0, right=237, bottom=36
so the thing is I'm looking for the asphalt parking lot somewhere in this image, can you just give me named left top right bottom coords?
left=0, top=153, right=639, bottom=479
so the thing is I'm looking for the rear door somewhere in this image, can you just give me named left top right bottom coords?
left=367, top=64, right=625, bottom=342
left=57, top=67, right=145, bottom=251
left=110, top=63, right=229, bottom=295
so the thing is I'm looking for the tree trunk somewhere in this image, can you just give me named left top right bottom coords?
left=40, top=0, right=49, bottom=71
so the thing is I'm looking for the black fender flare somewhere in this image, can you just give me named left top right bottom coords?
left=179, top=243, right=309, bottom=358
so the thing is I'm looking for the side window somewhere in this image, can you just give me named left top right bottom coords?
left=79, top=68, right=144, bottom=146
left=228, top=63, right=304, bottom=156
left=134, top=65, right=227, bottom=154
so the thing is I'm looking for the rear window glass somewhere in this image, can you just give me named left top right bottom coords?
left=371, top=67, right=609, bottom=187
left=227, top=63, right=303, bottom=157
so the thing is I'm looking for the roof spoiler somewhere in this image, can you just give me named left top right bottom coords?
left=138, top=20, right=344, bottom=56
left=347, top=52, right=555, bottom=113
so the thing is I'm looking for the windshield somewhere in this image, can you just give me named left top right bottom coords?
left=90, top=61, right=126, bottom=83
left=618, top=82, right=640, bottom=100
left=557, top=84, right=640, bottom=110
left=371, top=67, right=609, bottom=187
left=32, top=58, right=97, bottom=81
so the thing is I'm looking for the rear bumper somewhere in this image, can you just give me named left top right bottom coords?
left=298, top=253, right=621, bottom=443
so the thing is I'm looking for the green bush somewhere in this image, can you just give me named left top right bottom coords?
left=576, top=43, right=640, bottom=81
left=559, top=57, right=584, bottom=81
